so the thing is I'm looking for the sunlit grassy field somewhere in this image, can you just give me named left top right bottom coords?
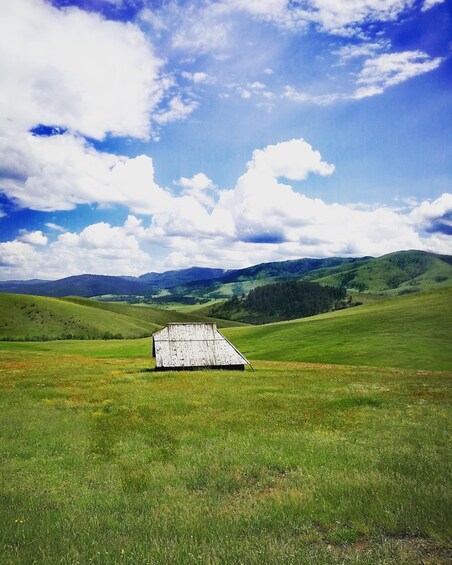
left=1, top=337, right=451, bottom=564
left=0, top=293, right=242, bottom=342
left=224, top=288, right=452, bottom=371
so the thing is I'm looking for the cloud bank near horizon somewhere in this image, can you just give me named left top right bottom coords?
left=0, top=137, right=450, bottom=280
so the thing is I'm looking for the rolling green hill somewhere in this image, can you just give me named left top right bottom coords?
left=223, top=287, right=452, bottom=371
left=306, top=250, right=452, bottom=294
left=165, top=257, right=367, bottom=301
left=151, top=250, right=452, bottom=304
left=6, top=287, right=449, bottom=371
left=61, top=297, right=243, bottom=328
left=194, top=251, right=452, bottom=324
left=0, top=293, right=242, bottom=341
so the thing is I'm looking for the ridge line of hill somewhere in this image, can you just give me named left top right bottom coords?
left=0, top=250, right=451, bottom=299
left=0, top=293, right=243, bottom=341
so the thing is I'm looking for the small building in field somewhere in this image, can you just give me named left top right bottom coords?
left=152, top=323, right=250, bottom=371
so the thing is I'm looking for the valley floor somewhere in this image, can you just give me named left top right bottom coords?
left=0, top=340, right=451, bottom=564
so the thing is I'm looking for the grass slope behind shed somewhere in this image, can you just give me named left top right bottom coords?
left=0, top=293, right=159, bottom=340
left=223, top=288, right=452, bottom=371
left=0, top=293, right=244, bottom=342
left=62, top=297, right=245, bottom=328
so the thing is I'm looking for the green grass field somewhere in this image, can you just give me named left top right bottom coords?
left=0, top=288, right=451, bottom=563
left=0, top=294, right=242, bottom=341
left=224, top=288, right=452, bottom=371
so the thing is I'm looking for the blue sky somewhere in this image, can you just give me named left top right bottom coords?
left=0, top=0, right=451, bottom=280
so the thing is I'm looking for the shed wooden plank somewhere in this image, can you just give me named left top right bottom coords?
left=153, top=323, right=248, bottom=368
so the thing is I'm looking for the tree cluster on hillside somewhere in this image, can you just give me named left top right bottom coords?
left=209, top=279, right=354, bottom=324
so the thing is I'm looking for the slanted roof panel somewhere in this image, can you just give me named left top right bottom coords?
left=153, top=323, right=248, bottom=368
left=154, top=323, right=219, bottom=343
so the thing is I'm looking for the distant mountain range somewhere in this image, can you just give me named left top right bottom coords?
left=136, top=266, right=227, bottom=287
left=0, top=274, right=151, bottom=298
left=0, top=268, right=226, bottom=298
left=0, top=250, right=451, bottom=299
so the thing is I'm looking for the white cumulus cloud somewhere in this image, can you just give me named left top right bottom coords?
left=181, top=71, right=216, bottom=84
left=171, top=2, right=233, bottom=54
left=1, top=137, right=450, bottom=279
left=422, top=0, right=445, bottom=11
left=0, top=130, right=172, bottom=213
left=353, top=50, right=444, bottom=99
left=215, top=155, right=425, bottom=256
left=409, top=193, right=452, bottom=235
left=45, top=223, right=66, bottom=233
left=284, top=49, right=443, bottom=104
left=154, top=96, right=199, bottom=125
left=0, top=241, right=40, bottom=272
left=248, top=139, right=335, bottom=180
left=17, top=230, right=48, bottom=246
left=283, top=86, right=343, bottom=105
left=300, top=0, right=417, bottom=35
left=334, top=41, right=390, bottom=63
left=0, top=221, right=153, bottom=280
left=227, top=0, right=423, bottom=36
left=175, top=173, right=217, bottom=207
left=0, top=0, right=166, bottom=140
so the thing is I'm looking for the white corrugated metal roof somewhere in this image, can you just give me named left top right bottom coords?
left=153, top=323, right=249, bottom=369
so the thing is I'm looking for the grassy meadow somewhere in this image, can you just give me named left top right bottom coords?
left=0, top=293, right=242, bottom=342
left=0, top=288, right=451, bottom=564
left=224, top=288, right=452, bottom=371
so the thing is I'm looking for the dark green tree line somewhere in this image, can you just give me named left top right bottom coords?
left=210, top=280, right=351, bottom=324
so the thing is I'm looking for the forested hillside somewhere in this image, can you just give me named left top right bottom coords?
left=208, top=280, right=353, bottom=324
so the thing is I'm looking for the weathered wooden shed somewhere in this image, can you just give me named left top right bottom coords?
left=152, top=323, right=250, bottom=371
